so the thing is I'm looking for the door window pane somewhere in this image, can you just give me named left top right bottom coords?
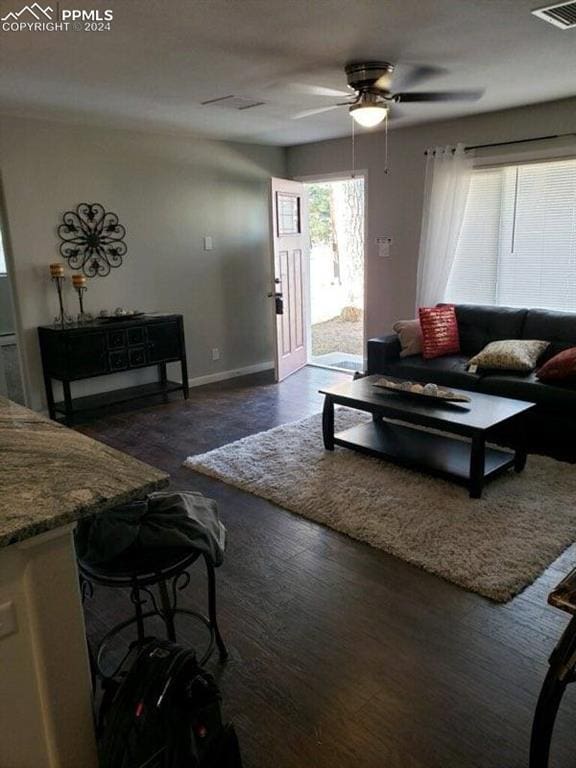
left=277, top=193, right=301, bottom=235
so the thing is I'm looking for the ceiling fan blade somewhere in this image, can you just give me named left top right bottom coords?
left=395, top=89, right=484, bottom=103
left=291, top=104, right=345, bottom=119
left=279, top=82, right=352, bottom=98
left=390, top=65, right=447, bottom=92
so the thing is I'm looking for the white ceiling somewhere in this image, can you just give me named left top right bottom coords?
left=0, top=0, right=575, bottom=146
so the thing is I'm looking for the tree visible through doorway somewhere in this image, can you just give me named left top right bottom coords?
left=308, top=178, right=364, bottom=370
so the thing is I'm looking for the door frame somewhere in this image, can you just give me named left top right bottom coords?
left=0, top=172, right=29, bottom=406
left=295, top=170, right=368, bottom=371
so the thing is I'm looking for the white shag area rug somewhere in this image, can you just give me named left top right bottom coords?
left=184, top=409, right=576, bottom=602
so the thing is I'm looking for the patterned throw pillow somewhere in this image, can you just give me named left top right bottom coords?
left=418, top=305, right=460, bottom=359
left=393, top=319, right=423, bottom=358
left=537, top=347, right=576, bottom=382
left=467, top=340, right=549, bottom=372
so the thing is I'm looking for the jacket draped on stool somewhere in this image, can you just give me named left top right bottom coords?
left=75, top=491, right=226, bottom=567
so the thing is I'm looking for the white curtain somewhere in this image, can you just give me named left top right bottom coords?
left=416, top=143, right=473, bottom=309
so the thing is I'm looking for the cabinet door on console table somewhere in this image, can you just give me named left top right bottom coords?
left=38, top=329, right=109, bottom=380
left=147, top=321, right=181, bottom=363
left=68, top=333, right=109, bottom=378
left=38, top=315, right=189, bottom=424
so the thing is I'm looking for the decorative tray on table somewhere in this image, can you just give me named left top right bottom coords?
left=372, top=377, right=472, bottom=403
left=98, top=312, right=146, bottom=323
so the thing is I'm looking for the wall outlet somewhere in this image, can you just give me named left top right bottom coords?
left=203, top=236, right=213, bottom=251
left=0, top=601, right=17, bottom=640
left=211, top=348, right=220, bottom=361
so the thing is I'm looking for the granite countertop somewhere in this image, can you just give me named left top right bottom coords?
left=0, top=396, right=169, bottom=548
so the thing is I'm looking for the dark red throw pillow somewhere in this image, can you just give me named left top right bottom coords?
left=537, top=347, right=576, bottom=382
left=418, top=305, right=461, bottom=360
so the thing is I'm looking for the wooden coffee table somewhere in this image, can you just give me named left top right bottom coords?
left=319, top=375, right=535, bottom=498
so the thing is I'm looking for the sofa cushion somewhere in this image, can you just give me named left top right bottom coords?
left=523, top=309, right=576, bottom=359
left=446, top=304, right=528, bottom=356
left=478, top=372, right=576, bottom=409
left=393, top=319, right=423, bottom=358
left=381, top=354, right=481, bottom=391
left=467, top=339, right=550, bottom=372
left=419, top=305, right=460, bottom=359
left=537, top=346, right=576, bottom=382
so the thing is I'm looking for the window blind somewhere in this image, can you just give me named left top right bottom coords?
left=445, top=157, right=576, bottom=311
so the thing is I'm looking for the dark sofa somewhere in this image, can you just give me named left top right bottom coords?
left=367, top=304, right=576, bottom=459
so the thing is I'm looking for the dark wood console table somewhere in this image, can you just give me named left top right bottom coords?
left=38, top=314, right=188, bottom=424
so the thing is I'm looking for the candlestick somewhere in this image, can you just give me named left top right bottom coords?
left=51, top=273, right=66, bottom=327
left=72, top=274, right=88, bottom=320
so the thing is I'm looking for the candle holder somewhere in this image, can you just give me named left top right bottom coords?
left=72, top=276, right=87, bottom=319
left=50, top=263, right=66, bottom=327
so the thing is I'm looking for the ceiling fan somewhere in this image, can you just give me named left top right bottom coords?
left=291, top=61, right=484, bottom=127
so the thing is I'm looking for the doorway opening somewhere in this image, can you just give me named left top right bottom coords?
left=305, top=175, right=365, bottom=373
left=0, top=208, right=25, bottom=404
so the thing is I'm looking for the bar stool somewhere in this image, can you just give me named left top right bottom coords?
left=79, top=545, right=228, bottom=682
left=530, top=566, right=576, bottom=767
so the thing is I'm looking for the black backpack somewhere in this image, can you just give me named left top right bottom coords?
left=99, top=640, right=243, bottom=768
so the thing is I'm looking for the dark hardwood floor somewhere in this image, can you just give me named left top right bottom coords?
left=79, top=365, right=576, bottom=768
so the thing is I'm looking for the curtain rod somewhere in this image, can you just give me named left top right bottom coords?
left=424, top=132, right=576, bottom=155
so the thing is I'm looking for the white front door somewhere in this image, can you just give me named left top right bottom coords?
left=269, top=178, right=309, bottom=381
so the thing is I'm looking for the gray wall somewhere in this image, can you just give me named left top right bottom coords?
left=0, top=275, right=14, bottom=334
left=287, top=96, right=576, bottom=343
left=0, top=115, right=286, bottom=410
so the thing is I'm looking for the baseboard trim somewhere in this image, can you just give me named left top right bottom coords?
left=188, top=361, right=274, bottom=388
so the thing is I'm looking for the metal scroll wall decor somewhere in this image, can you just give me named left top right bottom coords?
left=57, top=203, right=127, bottom=277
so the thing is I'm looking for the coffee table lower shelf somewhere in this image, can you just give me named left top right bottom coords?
left=334, top=420, right=515, bottom=496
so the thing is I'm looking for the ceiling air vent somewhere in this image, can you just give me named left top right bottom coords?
left=201, top=95, right=265, bottom=111
left=532, top=1, right=576, bottom=28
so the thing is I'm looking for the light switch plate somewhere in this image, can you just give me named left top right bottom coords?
left=0, top=601, right=17, bottom=640
left=203, top=236, right=213, bottom=251
left=375, top=236, right=392, bottom=258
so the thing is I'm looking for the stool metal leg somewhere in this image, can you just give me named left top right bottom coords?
left=80, top=575, right=94, bottom=604
left=158, top=575, right=177, bottom=642
left=205, top=555, right=228, bottom=661
left=131, top=581, right=147, bottom=643
left=530, top=615, right=576, bottom=768
left=79, top=550, right=228, bottom=681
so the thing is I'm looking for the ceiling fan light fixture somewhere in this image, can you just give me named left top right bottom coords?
left=349, top=102, right=388, bottom=128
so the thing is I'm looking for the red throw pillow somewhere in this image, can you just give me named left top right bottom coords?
left=537, top=347, right=576, bottom=382
left=418, top=305, right=461, bottom=360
